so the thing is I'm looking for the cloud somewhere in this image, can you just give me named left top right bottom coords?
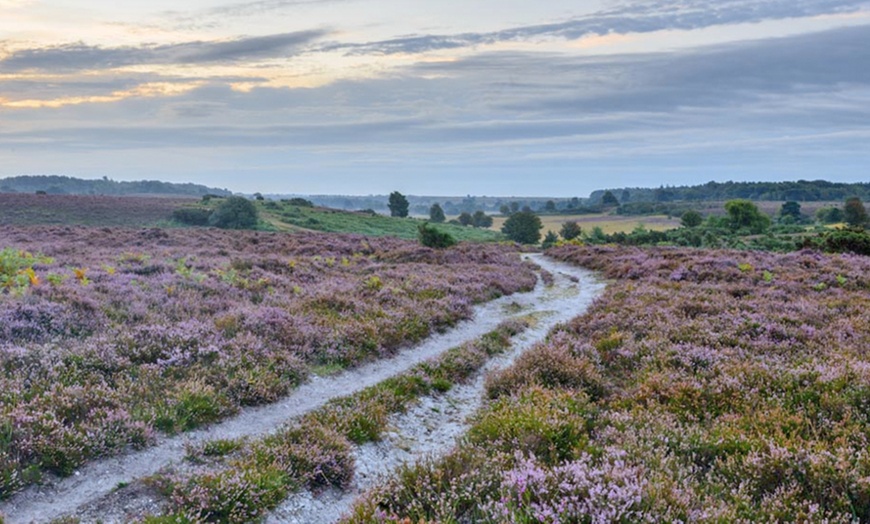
left=0, top=30, right=328, bottom=72
left=326, top=0, right=867, bottom=55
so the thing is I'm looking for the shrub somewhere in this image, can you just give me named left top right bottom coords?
left=418, top=223, right=456, bottom=249
left=208, top=197, right=259, bottom=229
left=171, top=207, right=212, bottom=226
left=501, top=211, right=543, bottom=244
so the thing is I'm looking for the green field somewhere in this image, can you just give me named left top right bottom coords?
left=263, top=203, right=504, bottom=242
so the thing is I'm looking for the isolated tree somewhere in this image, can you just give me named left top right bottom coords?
left=560, top=221, right=583, bottom=240
left=681, top=210, right=703, bottom=228
left=724, top=199, right=770, bottom=234
left=418, top=223, right=456, bottom=249
left=208, top=196, right=259, bottom=229
left=541, top=231, right=559, bottom=249
left=458, top=212, right=474, bottom=226
left=472, top=210, right=493, bottom=228
left=601, top=191, right=619, bottom=207
left=388, top=191, right=409, bottom=217
left=429, top=203, right=446, bottom=223
left=502, top=211, right=543, bottom=245
left=544, top=200, right=557, bottom=212
left=780, top=201, right=802, bottom=222
left=844, top=197, right=868, bottom=227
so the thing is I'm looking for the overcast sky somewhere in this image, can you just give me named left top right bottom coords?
left=1, top=0, right=869, bottom=196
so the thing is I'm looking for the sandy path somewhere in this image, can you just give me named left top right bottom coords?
left=267, top=254, right=604, bottom=523
left=0, top=254, right=603, bottom=524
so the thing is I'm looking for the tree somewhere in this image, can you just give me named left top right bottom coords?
left=560, top=221, right=582, bottom=240
left=499, top=204, right=511, bottom=215
left=541, top=231, right=559, bottom=249
left=844, top=197, right=868, bottom=227
left=544, top=200, right=557, bottom=212
left=816, top=206, right=844, bottom=224
left=472, top=210, right=493, bottom=228
left=502, top=211, right=543, bottom=244
left=208, top=196, right=259, bottom=229
left=429, top=203, right=446, bottom=223
left=509, top=202, right=520, bottom=213
left=418, top=223, right=456, bottom=249
left=780, top=201, right=802, bottom=222
left=601, top=191, right=619, bottom=207
left=388, top=191, right=409, bottom=217
left=458, top=212, right=473, bottom=226
left=724, top=199, right=770, bottom=234
left=681, top=210, right=703, bottom=228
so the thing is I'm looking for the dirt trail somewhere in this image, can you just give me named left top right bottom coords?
left=266, top=254, right=604, bottom=523
left=0, top=254, right=603, bottom=524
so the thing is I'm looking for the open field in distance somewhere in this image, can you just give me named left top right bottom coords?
left=488, top=213, right=682, bottom=235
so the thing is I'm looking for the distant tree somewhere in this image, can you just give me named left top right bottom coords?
left=780, top=201, right=802, bottom=222
left=502, top=211, right=543, bottom=244
left=681, top=210, right=703, bottom=228
left=569, top=197, right=580, bottom=209
left=560, top=221, right=583, bottom=240
left=621, top=190, right=631, bottom=203
left=541, top=231, right=559, bottom=249
left=458, top=212, right=474, bottom=226
left=509, top=202, right=520, bottom=213
left=285, top=197, right=314, bottom=207
left=601, top=191, right=619, bottom=207
left=472, top=210, right=493, bottom=228
left=724, top=199, right=770, bottom=234
left=388, top=191, right=409, bottom=217
left=816, top=206, right=844, bottom=224
left=429, top=203, right=446, bottom=223
left=544, top=200, right=557, bottom=212
left=418, top=223, right=456, bottom=249
left=499, top=204, right=511, bottom=215
left=208, top=196, right=259, bottom=229
left=844, top=197, right=868, bottom=227
left=253, top=192, right=265, bottom=201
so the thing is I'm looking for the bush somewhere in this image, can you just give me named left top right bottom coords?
left=208, top=197, right=259, bottom=229
left=418, top=223, right=456, bottom=249
left=502, top=211, right=543, bottom=244
left=171, top=207, right=211, bottom=226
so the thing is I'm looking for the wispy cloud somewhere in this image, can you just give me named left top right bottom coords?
left=326, top=0, right=867, bottom=55
left=0, top=30, right=328, bottom=72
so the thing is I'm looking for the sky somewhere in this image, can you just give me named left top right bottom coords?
left=1, top=0, right=869, bottom=197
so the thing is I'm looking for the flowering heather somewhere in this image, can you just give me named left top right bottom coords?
left=0, top=226, right=535, bottom=497
left=347, top=246, right=870, bottom=523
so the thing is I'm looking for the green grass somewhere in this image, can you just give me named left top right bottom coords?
left=262, top=203, right=504, bottom=242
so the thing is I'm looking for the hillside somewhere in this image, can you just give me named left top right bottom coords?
left=0, top=175, right=231, bottom=197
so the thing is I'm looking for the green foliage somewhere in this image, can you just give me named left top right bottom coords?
left=780, top=201, right=802, bottom=222
left=502, top=211, right=543, bottom=245
left=388, top=191, right=409, bottom=218
left=208, top=196, right=259, bottom=229
left=171, top=207, right=211, bottom=226
left=458, top=212, right=473, bottom=226
left=428, top=203, right=446, bottom=223
left=472, top=210, right=493, bottom=228
left=560, top=221, right=583, bottom=240
left=816, top=206, right=844, bottom=224
left=843, top=197, right=868, bottom=227
left=283, top=197, right=313, bottom=207
left=804, top=227, right=870, bottom=256
left=601, top=191, right=619, bottom=207
left=541, top=231, right=559, bottom=249
left=724, top=199, right=771, bottom=234
left=270, top=203, right=502, bottom=242
left=680, top=209, right=703, bottom=228
left=418, top=223, right=457, bottom=249
left=0, top=248, right=52, bottom=295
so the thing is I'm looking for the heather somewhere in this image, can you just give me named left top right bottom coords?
left=147, top=319, right=529, bottom=522
left=0, top=225, right=536, bottom=498
left=0, top=193, right=194, bottom=228
left=347, top=245, right=870, bottom=523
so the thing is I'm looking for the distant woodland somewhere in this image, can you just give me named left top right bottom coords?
left=0, top=175, right=232, bottom=197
